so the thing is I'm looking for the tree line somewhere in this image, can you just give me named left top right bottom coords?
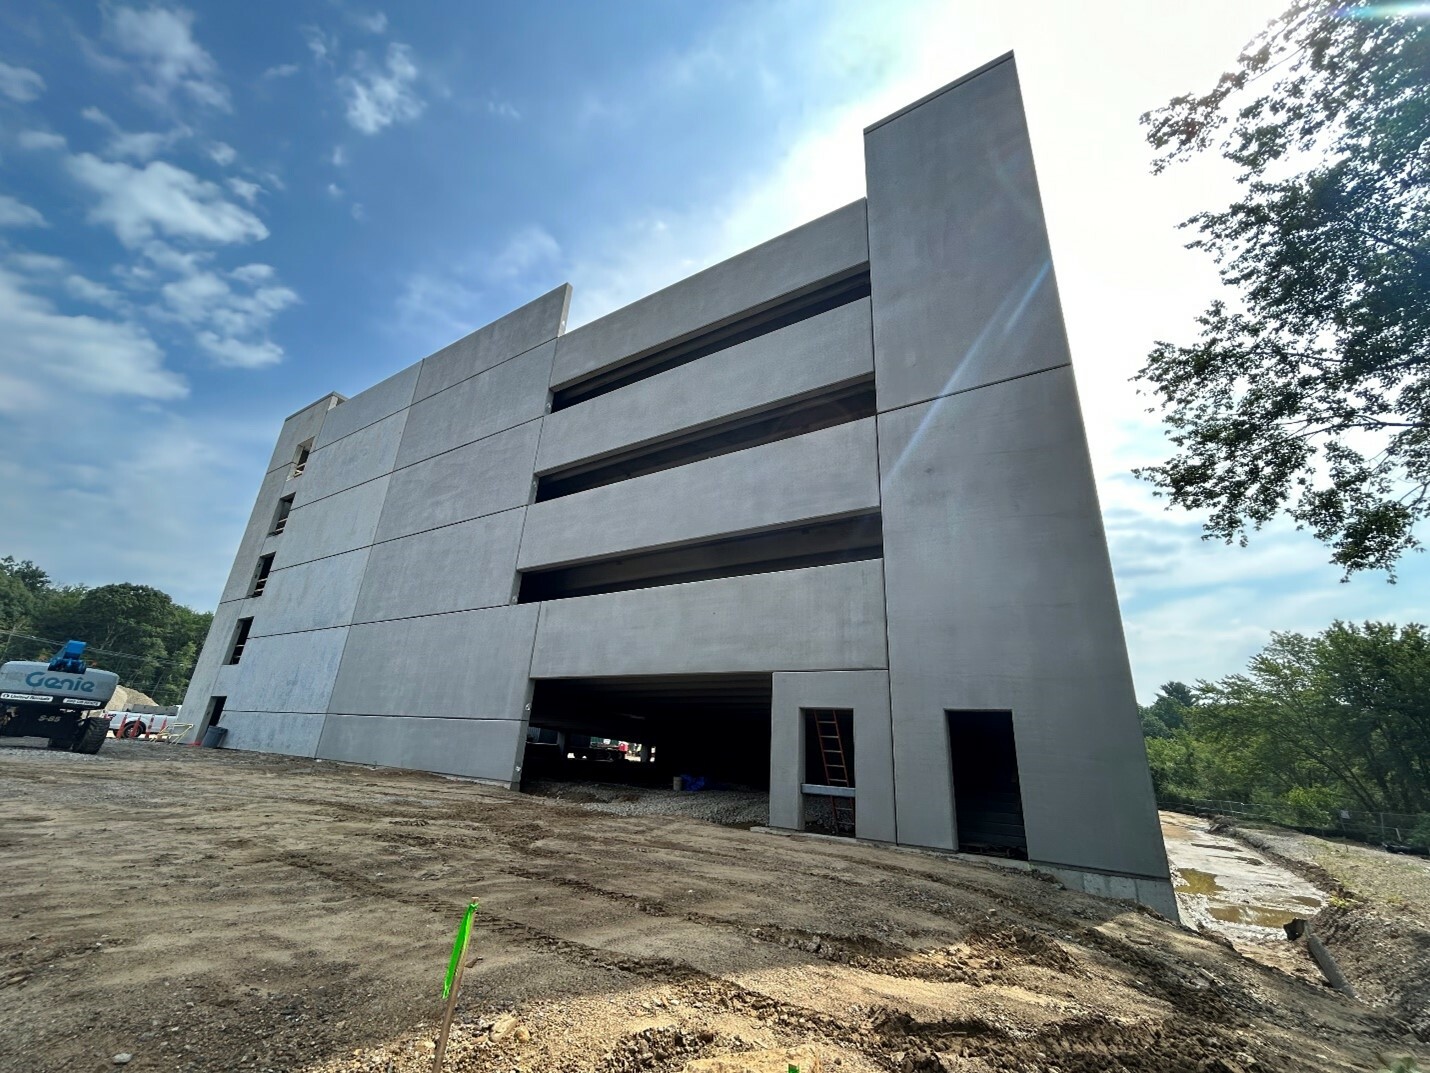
left=1141, top=620, right=1430, bottom=840
left=0, top=555, right=211, bottom=707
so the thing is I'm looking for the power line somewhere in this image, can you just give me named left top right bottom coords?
left=0, top=628, right=199, bottom=673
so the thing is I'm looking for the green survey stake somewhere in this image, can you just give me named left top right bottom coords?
left=442, top=901, right=479, bottom=1000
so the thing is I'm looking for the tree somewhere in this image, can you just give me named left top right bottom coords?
left=1140, top=680, right=1196, bottom=738
left=1192, top=621, right=1430, bottom=813
left=1137, top=1, right=1429, bottom=576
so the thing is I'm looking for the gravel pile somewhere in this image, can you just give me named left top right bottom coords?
left=527, top=779, right=770, bottom=827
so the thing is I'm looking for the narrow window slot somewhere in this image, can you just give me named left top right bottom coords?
left=270, top=494, right=295, bottom=536
left=249, top=553, right=275, bottom=598
left=517, top=513, right=882, bottom=603
left=536, top=378, right=875, bottom=503
left=227, top=618, right=254, bottom=665
left=551, top=268, right=870, bottom=412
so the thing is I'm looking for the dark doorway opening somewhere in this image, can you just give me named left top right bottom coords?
left=947, top=709, right=1027, bottom=859
left=205, top=695, right=227, bottom=728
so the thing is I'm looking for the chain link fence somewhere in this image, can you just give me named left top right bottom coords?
left=1160, top=796, right=1430, bottom=848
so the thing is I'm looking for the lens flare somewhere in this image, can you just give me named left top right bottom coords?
left=1333, top=2, right=1430, bottom=18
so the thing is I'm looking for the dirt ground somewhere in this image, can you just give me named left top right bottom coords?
left=0, top=741, right=1420, bottom=1073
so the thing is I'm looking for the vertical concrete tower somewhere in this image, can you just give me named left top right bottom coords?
left=182, top=54, right=1175, bottom=915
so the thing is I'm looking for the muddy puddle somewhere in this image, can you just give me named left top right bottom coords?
left=1160, top=812, right=1327, bottom=943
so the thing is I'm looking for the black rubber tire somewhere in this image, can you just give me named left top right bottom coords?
left=46, top=735, right=72, bottom=751
left=122, top=721, right=144, bottom=739
left=71, top=718, right=107, bottom=755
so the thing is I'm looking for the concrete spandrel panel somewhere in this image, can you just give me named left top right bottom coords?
left=536, top=298, right=874, bottom=475
left=266, top=394, right=342, bottom=475
left=353, top=508, right=525, bottom=623
left=294, top=410, right=407, bottom=507
left=518, top=418, right=880, bottom=570
left=877, top=368, right=1167, bottom=877
left=864, top=55, right=1071, bottom=413
left=531, top=559, right=888, bottom=679
left=375, top=420, right=541, bottom=543
left=552, top=201, right=869, bottom=389
left=314, top=363, right=420, bottom=450
left=220, top=467, right=292, bottom=603
left=396, top=340, right=554, bottom=469
left=328, top=603, right=539, bottom=719
left=250, top=547, right=370, bottom=637
left=272, top=476, right=390, bottom=570
left=414, top=284, right=571, bottom=403
left=215, top=711, right=326, bottom=758
left=317, top=714, right=526, bottom=785
left=770, top=670, right=895, bottom=842
left=223, top=627, right=349, bottom=714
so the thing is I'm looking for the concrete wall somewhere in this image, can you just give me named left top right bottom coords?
left=770, top=671, right=895, bottom=842
left=183, top=52, right=1171, bottom=913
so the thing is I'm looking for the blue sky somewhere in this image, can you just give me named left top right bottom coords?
left=0, top=1, right=1424, bottom=699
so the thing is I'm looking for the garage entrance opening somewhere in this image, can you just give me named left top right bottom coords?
left=523, top=674, right=773, bottom=790
left=947, top=709, right=1027, bottom=859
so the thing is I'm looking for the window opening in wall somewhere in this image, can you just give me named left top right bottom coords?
left=518, top=512, right=883, bottom=603
left=227, top=617, right=254, bottom=665
left=291, top=439, right=313, bottom=478
left=947, top=709, right=1027, bottom=859
left=802, top=708, right=855, bottom=836
left=205, top=695, right=226, bottom=728
left=551, top=267, right=871, bottom=411
left=270, top=494, right=295, bottom=535
left=249, top=553, right=275, bottom=597
left=536, top=377, right=876, bottom=502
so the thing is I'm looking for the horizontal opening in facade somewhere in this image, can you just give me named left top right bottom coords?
left=536, top=377, right=876, bottom=502
left=517, top=512, right=883, bottom=603
left=550, top=267, right=871, bottom=412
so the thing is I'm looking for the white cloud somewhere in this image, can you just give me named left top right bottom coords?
left=0, top=62, right=44, bottom=102
left=303, top=26, right=332, bottom=64
left=0, top=195, right=46, bottom=228
left=351, top=202, right=366, bottom=222
left=327, top=181, right=343, bottom=199
left=156, top=262, right=298, bottom=368
left=17, top=130, right=66, bottom=151
left=0, top=263, right=185, bottom=409
left=103, top=4, right=229, bottom=111
left=262, top=63, right=300, bottom=80
left=67, top=153, right=268, bottom=247
left=63, top=274, right=127, bottom=311
left=227, top=177, right=261, bottom=204
left=80, top=106, right=188, bottom=161
left=208, top=141, right=237, bottom=166
left=352, top=11, right=388, bottom=34
left=195, top=333, right=283, bottom=368
left=486, top=99, right=520, bottom=121
left=340, top=43, right=423, bottom=134
left=331, top=145, right=347, bottom=167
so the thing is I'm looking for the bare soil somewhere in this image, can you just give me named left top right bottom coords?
left=0, top=741, right=1418, bottom=1073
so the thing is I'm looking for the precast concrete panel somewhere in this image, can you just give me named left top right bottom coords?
left=770, top=671, right=895, bottom=842
left=314, top=364, right=420, bottom=449
left=531, top=560, right=888, bottom=679
left=518, top=419, right=880, bottom=570
left=223, top=627, right=349, bottom=715
left=293, top=410, right=407, bottom=508
left=864, top=55, right=1072, bottom=413
left=414, top=284, right=570, bottom=403
left=353, top=508, right=526, bottom=623
left=266, top=394, right=343, bottom=475
left=552, top=201, right=869, bottom=389
left=327, top=604, right=539, bottom=719
left=272, top=476, right=391, bottom=570
left=249, top=548, right=371, bottom=637
left=395, top=340, right=555, bottom=469
left=876, top=368, right=1167, bottom=878
left=219, top=467, right=293, bottom=603
left=374, top=420, right=541, bottom=543
left=536, top=298, right=874, bottom=475
left=317, top=714, right=527, bottom=786
left=215, top=711, right=326, bottom=758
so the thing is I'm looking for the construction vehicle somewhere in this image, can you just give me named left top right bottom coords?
left=0, top=641, right=116, bottom=754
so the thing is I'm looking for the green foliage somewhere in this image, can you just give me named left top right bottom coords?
left=0, top=557, right=210, bottom=706
left=1142, top=621, right=1430, bottom=819
left=1139, top=680, right=1195, bottom=738
left=1137, top=2, right=1429, bottom=576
